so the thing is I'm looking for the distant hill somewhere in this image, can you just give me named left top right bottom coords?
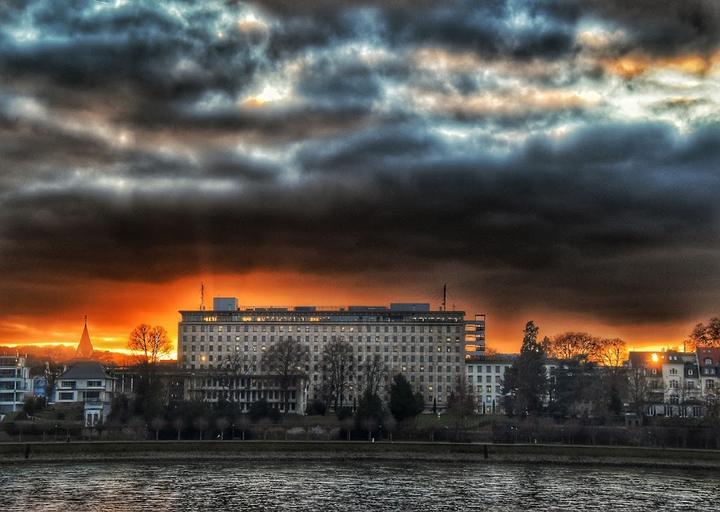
left=0, top=344, right=136, bottom=366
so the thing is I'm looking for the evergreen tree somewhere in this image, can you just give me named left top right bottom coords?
left=389, top=374, right=424, bottom=421
left=355, top=388, right=384, bottom=434
left=502, top=321, right=547, bottom=416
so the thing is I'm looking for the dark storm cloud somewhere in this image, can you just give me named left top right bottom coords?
left=2, top=0, right=720, bottom=328
left=539, top=0, right=720, bottom=57
left=3, top=121, right=720, bottom=324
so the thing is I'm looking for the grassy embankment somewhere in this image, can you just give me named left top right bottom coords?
left=2, top=441, right=720, bottom=469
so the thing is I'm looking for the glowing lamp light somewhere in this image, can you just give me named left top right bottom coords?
left=651, top=353, right=659, bottom=363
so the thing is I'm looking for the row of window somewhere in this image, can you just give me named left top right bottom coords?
left=182, top=335, right=462, bottom=344
left=466, top=365, right=507, bottom=374
left=183, top=324, right=463, bottom=334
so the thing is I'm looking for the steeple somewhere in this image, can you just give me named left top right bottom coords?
left=75, top=316, right=94, bottom=359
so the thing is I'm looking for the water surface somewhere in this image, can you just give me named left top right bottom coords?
left=2, top=461, right=716, bottom=511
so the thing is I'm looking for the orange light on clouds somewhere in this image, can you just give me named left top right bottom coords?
left=603, top=51, right=720, bottom=79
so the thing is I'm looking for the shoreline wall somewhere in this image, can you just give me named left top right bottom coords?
left=2, top=441, right=720, bottom=469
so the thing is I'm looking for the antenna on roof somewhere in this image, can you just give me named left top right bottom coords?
left=442, top=283, right=447, bottom=312
left=200, top=283, right=205, bottom=311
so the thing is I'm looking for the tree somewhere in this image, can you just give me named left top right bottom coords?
left=249, top=398, right=273, bottom=422
left=355, top=389, right=384, bottom=439
left=128, top=324, right=171, bottom=419
left=216, top=417, right=230, bottom=440
left=322, top=336, right=354, bottom=409
left=263, top=338, right=307, bottom=414
left=547, top=357, right=598, bottom=418
left=627, top=367, right=649, bottom=415
left=128, top=324, right=172, bottom=370
left=546, top=332, right=601, bottom=361
left=173, top=417, right=184, bottom=440
left=389, top=374, right=424, bottom=422
left=447, top=377, right=476, bottom=433
left=502, top=321, right=547, bottom=416
left=150, top=416, right=165, bottom=441
left=383, top=415, right=397, bottom=442
left=193, top=416, right=209, bottom=440
left=598, top=338, right=627, bottom=370
left=360, top=354, right=387, bottom=397
left=687, top=318, right=720, bottom=350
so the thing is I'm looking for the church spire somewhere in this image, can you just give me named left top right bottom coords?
left=76, top=316, right=94, bottom=359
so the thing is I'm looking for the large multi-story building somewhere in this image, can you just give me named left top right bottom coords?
left=178, top=298, right=476, bottom=410
left=0, top=355, right=33, bottom=414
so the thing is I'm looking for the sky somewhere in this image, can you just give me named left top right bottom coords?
left=1, top=0, right=720, bottom=354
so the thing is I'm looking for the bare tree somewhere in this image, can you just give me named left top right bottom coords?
left=546, top=332, right=602, bottom=361
left=263, top=337, right=307, bottom=414
left=598, top=338, right=627, bottom=370
left=128, top=324, right=172, bottom=382
left=360, top=354, right=387, bottom=397
left=627, top=367, right=649, bottom=415
left=322, top=336, right=354, bottom=410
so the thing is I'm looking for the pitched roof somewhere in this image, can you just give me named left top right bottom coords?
left=697, top=347, right=720, bottom=367
left=59, top=361, right=110, bottom=380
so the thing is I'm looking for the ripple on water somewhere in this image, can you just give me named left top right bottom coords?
left=1, top=461, right=717, bottom=511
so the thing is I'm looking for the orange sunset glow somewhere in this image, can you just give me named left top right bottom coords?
left=0, top=271, right=701, bottom=358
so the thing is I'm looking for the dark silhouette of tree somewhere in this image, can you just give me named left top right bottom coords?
left=322, top=336, right=354, bottom=409
left=263, top=337, right=307, bottom=414
left=128, top=324, right=171, bottom=419
left=545, top=332, right=601, bottom=361
left=360, top=354, right=387, bottom=397
left=128, top=324, right=172, bottom=370
left=547, top=357, right=598, bottom=418
left=627, top=367, right=649, bottom=415
left=355, top=388, right=384, bottom=439
left=447, top=376, right=476, bottom=433
left=150, top=416, right=165, bottom=441
left=193, top=416, right=209, bottom=440
left=502, top=321, right=547, bottom=416
left=598, top=338, right=627, bottom=370
left=687, top=317, right=720, bottom=350
left=389, top=374, right=424, bottom=422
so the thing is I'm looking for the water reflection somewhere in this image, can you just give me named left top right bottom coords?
left=1, top=461, right=717, bottom=511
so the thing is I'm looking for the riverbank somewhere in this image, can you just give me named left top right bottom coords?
left=2, top=441, right=720, bottom=469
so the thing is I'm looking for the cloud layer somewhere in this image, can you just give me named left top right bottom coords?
left=2, top=0, right=720, bottom=337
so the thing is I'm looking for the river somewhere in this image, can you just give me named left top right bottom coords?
left=2, top=460, right=717, bottom=511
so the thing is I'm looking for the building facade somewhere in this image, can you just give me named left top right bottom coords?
left=0, top=355, right=33, bottom=414
left=466, top=354, right=514, bottom=414
left=179, top=299, right=471, bottom=410
left=628, top=350, right=706, bottom=417
left=55, top=361, right=116, bottom=426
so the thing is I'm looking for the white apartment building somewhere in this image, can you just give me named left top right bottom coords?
left=55, top=361, right=116, bottom=426
left=179, top=298, right=484, bottom=410
left=466, top=354, right=514, bottom=414
left=0, top=355, right=33, bottom=414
